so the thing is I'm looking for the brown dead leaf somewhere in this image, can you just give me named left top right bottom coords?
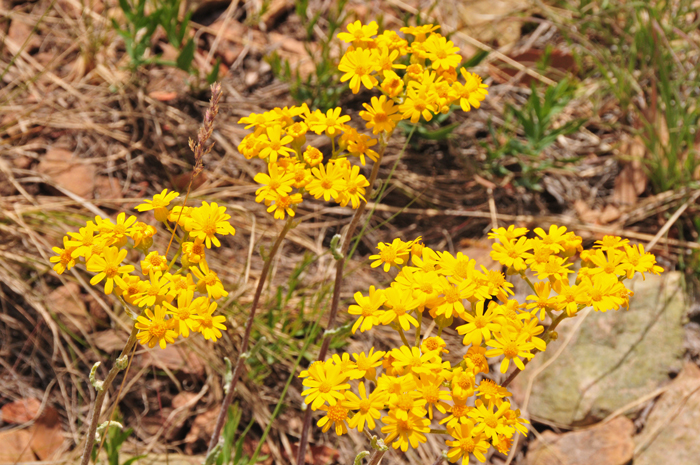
left=0, top=430, right=35, bottom=462
left=289, top=442, right=340, bottom=465
left=149, top=91, right=178, bottom=101
left=37, top=148, right=95, bottom=198
left=173, top=171, right=207, bottom=191
left=12, top=155, right=34, bottom=169
left=1, top=398, right=42, bottom=423
left=46, top=282, right=89, bottom=333
left=574, top=200, right=600, bottom=224
left=137, top=344, right=205, bottom=376
left=494, top=49, right=577, bottom=85
left=457, top=0, right=528, bottom=51
left=90, top=329, right=128, bottom=352
left=184, top=407, right=218, bottom=452
left=599, top=204, right=621, bottom=224
left=94, top=175, right=122, bottom=198
left=8, top=19, right=42, bottom=51
left=0, top=399, right=64, bottom=460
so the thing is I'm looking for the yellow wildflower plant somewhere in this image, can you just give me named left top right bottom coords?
left=300, top=224, right=663, bottom=462
left=50, top=189, right=236, bottom=350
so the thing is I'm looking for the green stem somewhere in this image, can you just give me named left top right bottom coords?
left=398, top=326, right=411, bottom=347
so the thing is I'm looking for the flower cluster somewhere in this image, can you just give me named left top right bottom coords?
left=300, top=225, right=663, bottom=462
left=50, top=189, right=235, bottom=349
left=237, top=22, right=487, bottom=220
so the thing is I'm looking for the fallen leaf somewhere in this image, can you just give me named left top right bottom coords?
left=149, top=91, right=178, bottom=101
left=599, top=204, right=621, bottom=224
left=94, top=175, right=122, bottom=199
left=8, top=18, right=42, bottom=51
left=526, top=417, right=634, bottom=465
left=574, top=200, right=600, bottom=224
left=0, top=430, right=35, bottom=462
left=90, top=329, right=128, bottom=352
left=46, top=282, right=90, bottom=333
left=184, top=407, right=218, bottom=453
left=613, top=137, right=647, bottom=205
left=37, top=148, right=95, bottom=198
left=136, top=344, right=205, bottom=376
left=30, top=421, right=64, bottom=460
left=1, top=398, right=42, bottom=423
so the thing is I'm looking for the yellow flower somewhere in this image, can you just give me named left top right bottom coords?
left=454, top=70, right=489, bottom=112
left=163, top=289, right=205, bottom=337
left=254, top=162, right=295, bottom=203
left=423, top=34, right=461, bottom=70
left=349, top=348, right=385, bottom=380
left=343, top=381, right=387, bottom=432
left=360, top=95, right=402, bottom=135
left=140, top=251, right=168, bottom=275
left=347, top=133, right=379, bottom=166
left=487, top=225, right=528, bottom=242
left=381, top=411, right=430, bottom=452
left=415, top=373, right=450, bottom=419
left=381, top=70, right=404, bottom=98
left=301, top=361, right=351, bottom=410
left=133, top=271, right=171, bottom=307
left=86, top=247, right=133, bottom=294
left=337, top=20, right=378, bottom=44
left=136, top=189, right=180, bottom=222
left=182, top=239, right=206, bottom=265
left=369, top=238, right=411, bottom=272
left=486, top=331, right=536, bottom=373
left=317, top=404, right=349, bottom=435
left=338, top=165, right=369, bottom=209
left=399, top=88, right=437, bottom=123
left=445, top=419, right=490, bottom=463
left=526, top=281, right=556, bottom=320
left=456, top=300, right=501, bottom=346
left=115, top=273, right=144, bottom=305
left=375, top=30, right=409, bottom=54
left=258, top=125, right=295, bottom=162
left=623, top=244, right=664, bottom=279
left=307, top=108, right=351, bottom=136
left=129, top=221, right=157, bottom=248
left=531, top=255, right=573, bottom=281
left=490, top=236, right=531, bottom=271
left=339, top=46, right=380, bottom=95
left=165, top=272, right=197, bottom=297
left=468, top=400, right=513, bottom=440
left=307, top=162, right=345, bottom=202
left=371, top=47, right=406, bottom=74
left=586, top=274, right=626, bottom=312
left=135, top=306, right=177, bottom=349
left=192, top=300, right=227, bottom=341
left=66, top=222, right=98, bottom=260
left=303, top=146, right=324, bottom=167
left=594, top=235, right=629, bottom=251
left=348, top=286, right=386, bottom=333
left=266, top=191, right=303, bottom=219
left=50, top=236, right=77, bottom=274
left=533, top=224, right=569, bottom=252
left=380, top=287, right=420, bottom=331
left=390, top=345, right=441, bottom=378
left=186, top=201, right=236, bottom=248
left=400, top=24, right=440, bottom=42
left=190, top=260, right=228, bottom=299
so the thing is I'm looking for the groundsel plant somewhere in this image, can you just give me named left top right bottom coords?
left=300, top=226, right=663, bottom=463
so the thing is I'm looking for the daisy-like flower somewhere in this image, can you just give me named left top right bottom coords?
left=50, top=236, right=76, bottom=274
left=490, top=236, right=532, bottom=271
left=347, top=133, right=379, bottom=166
left=531, top=255, right=573, bottom=281
left=343, top=381, right=387, bottom=432
left=166, top=272, right=196, bottom=297
left=307, top=108, right=351, bottom=136
left=454, top=69, right=489, bottom=112
left=399, top=88, right=437, bottom=123
left=348, top=285, right=386, bottom=333
left=486, top=331, right=536, bottom=373
left=369, top=238, right=412, bottom=272
left=140, top=251, right=169, bottom=275
left=129, top=221, right=157, bottom=248
left=258, top=125, right=295, bottom=162
left=338, top=48, right=379, bottom=94
left=421, top=336, right=448, bottom=355
left=102, top=212, right=138, bottom=248
left=301, top=362, right=351, bottom=410
left=254, top=162, right=295, bottom=203
left=338, top=165, right=369, bottom=209
left=371, top=47, right=406, bottom=75
left=135, top=189, right=180, bottom=222
left=317, top=404, right=349, bottom=436
left=400, top=24, right=440, bottom=42
left=115, top=273, right=144, bottom=305
left=390, top=345, right=441, bottom=378
left=381, top=411, right=431, bottom=452
left=456, top=300, right=501, bottom=346
left=586, top=274, right=625, bottom=312
left=415, top=373, right=451, bottom=419
left=381, top=70, right=404, bottom=98
left=526, top=281, right=557, bottom=320
left=182, top=239, right=206, bottom=265
left=468, top=400, right=514, bottom=440
left=67, top=222, right=97, bottom=259
left=186, top=201, right=236, bottom=248
left=303, top=146, right=324, bottom=167
left=86, top=246, right=133, bottom=294
left=192, top=300, right=227, bottom=341
left=163, top=289, right=206, bottom=337
left=135, top=305, right=177, bottom=349
left=439, top=398, right=473, bottom=428
left=337, top=20, right=378, bottom=44
left=476, top=379, right=511, bottom=406
left=423, top=34, right=462, bottom=70
left=623, top=244, right=664, bottom=279
left=360, top=95, right=402, bottom=135
left=487, top=225, right=528, bottom=242
left=306, top=162, right=345, bottom=202
left=594, top=235, right=629, bottom=251
left=190, top=260, right=228, bottom=300
left=349, top=348, right=386, bottom=380
left=266, top=191, right=303, bottom=220
left=445, top=419, right=490, bottom=463
left=533, top=224, right=569, bottom=252
left=380, top=287, right=420, bottom=331
left=433, top=277, right=475, bottom=320
left=133, top=271, right=171, bottom=307
left=553, top=279, right=587, bottom=316
left=389, top=390, right=427, bottom=421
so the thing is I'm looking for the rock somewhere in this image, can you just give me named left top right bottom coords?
left=634, top=363, right=700, bottom=465
left=526, top=417, right=634, bottom=465
left=512, top=272, right=686, bottom=426
left=37, top=148, right=95, bottom=198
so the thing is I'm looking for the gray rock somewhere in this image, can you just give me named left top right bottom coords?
left=512, top=272, right=686, bottom=426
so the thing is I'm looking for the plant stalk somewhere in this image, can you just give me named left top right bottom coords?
left=206, top=217, right=295, bottom=454
left=79, top=325, right=139, bottom=465
left=295, top=146, right=385, bottom=465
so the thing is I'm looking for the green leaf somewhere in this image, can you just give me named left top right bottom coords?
left=207, top=59, right=221, bottom=84
left=176, top=38, right=195, bottom=72
left=122, top=455, right=147, bottom=465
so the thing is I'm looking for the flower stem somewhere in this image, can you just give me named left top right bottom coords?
left=206, top=216, right=295, bottom=455
left=79, top=325, right=139, bottom=465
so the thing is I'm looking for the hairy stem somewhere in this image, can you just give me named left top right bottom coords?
left=79, top=325, right=139, bottom=465
left=206, top=217, right=295, bottom=454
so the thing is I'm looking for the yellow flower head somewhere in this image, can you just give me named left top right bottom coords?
left=135, top=305, right=177, bottom=349
left=186, top=201, right=236, bottom=248
left=136, top=189, right=180, bottom=222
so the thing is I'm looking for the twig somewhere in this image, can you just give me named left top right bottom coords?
left=206, top=217, right=295, bottom=455
left=79, top=325, right=139, bottom=465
